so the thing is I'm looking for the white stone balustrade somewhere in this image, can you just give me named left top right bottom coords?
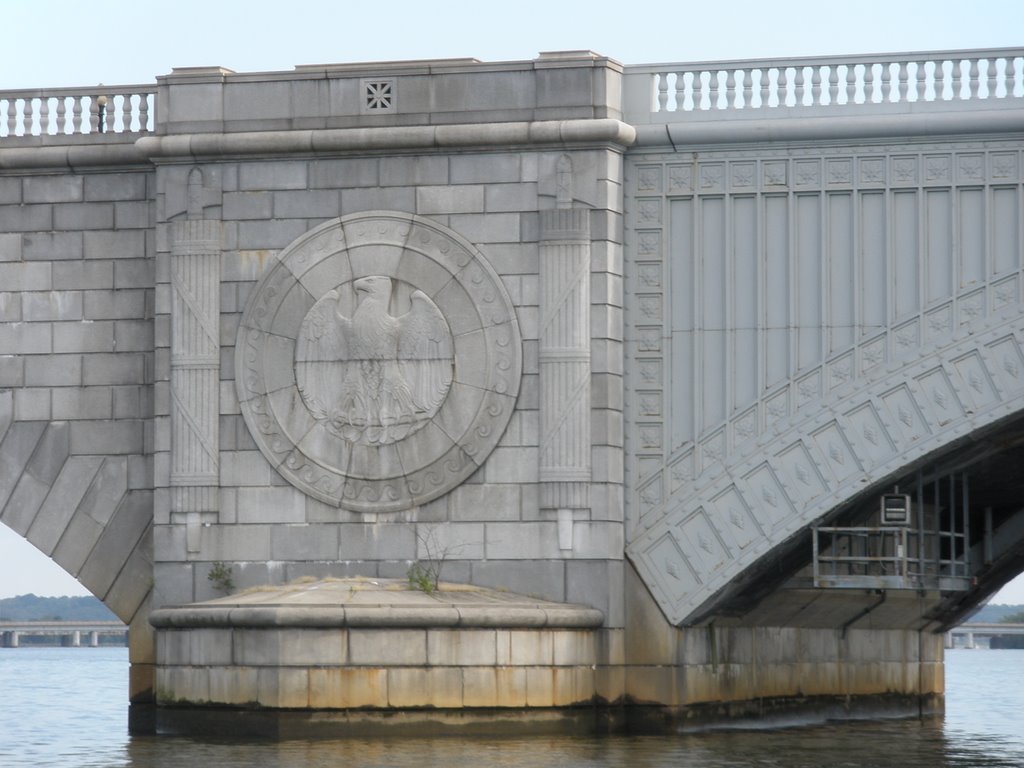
left=0, top=86, right=155, bottom=138
left=624, top=48, right=1024, bottom=119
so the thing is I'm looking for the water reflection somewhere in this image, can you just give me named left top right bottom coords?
left=120, top=721, right=1024, bottom=768
left=4, top=647, right=1024, bottom=767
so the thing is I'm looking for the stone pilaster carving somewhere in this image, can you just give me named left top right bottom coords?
left=540, top=155, right=592, bottom=530
left=170, top=168, right=221, bottom=549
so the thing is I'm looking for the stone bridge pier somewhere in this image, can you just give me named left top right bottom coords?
left=1, top=48, right=1024, bottom=735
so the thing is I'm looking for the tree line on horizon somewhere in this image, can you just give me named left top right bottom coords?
left=0, top=594, right=119, bottom=622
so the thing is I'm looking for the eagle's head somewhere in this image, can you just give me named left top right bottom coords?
left=354, top=276, right=392, bottom=305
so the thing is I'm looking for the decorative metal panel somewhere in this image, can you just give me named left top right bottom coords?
left=624, top=140, right=1024, bottom=624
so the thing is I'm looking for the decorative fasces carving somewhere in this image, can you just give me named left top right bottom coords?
left=170, top=167, right=222, bottom=550
left=540, top=155, right=592, bottom=537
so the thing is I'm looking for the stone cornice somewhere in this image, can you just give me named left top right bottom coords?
left=0, top=141, right=148, bottom=171
left=632, top=108, right=1024, bottom=148
left=0, top=118, right=635, bottom=171
left=135, top=118, right=636, bottom=161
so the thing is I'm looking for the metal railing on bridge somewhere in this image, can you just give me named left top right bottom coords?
left=812, top=525, right=970, bottom=591
left=811, top=467, right=974, bottom=592
left=624, top=47, right=1024, bottom=118
left=0, top=85, right=155, bottom=138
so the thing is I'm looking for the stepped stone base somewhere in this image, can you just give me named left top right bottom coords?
left=148, top=576, right=944, bottom=737
left=150, top=578, right=613, bottom=714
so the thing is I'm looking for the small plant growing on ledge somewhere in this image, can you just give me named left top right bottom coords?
left=407, top=561, right=437, bottom=594
left=406, top=525, right=472, bottom=594
left=207, top=561, right=235, bottom=593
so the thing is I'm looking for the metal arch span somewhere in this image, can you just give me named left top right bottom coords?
left=626, top=305, right=1024, bottom=626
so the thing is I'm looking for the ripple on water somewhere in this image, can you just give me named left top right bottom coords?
left=3, top=646, right=1024, bottom=767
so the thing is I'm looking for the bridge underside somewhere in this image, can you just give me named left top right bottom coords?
left=668, top=412, right=1024, bottom=631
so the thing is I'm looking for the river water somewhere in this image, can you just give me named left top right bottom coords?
left=1, top=647, right=1022, bottom=767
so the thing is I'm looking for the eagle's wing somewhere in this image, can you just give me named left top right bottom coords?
left=398, top=291, right=453, bottom=412
left=296, top=290, right=349, bottom=420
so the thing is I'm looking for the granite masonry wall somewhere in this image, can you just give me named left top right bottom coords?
left=0, top=159, right=156, bottom=700
left=141, top=57, right=631, bottom=632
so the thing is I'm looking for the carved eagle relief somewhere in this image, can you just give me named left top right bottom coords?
left=296, top=276, right=454, bottom=445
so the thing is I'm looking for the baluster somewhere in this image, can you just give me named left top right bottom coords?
left=742, top=68, right=753, bottom=108
left=811, top=66, right=823, bottom=105
left=921, top=60, right=934, bottom=101
left=726, top=69, right=737, bottom=109
left=881, top=62, right=893, bottom=102
left=865, top=63, right=877, bottom=102
left=140, top=92, right=151, bottom=132
left=828, top=65, right=839, bottom=104
left=656, top=73, right=669, bottom=112
left=795, top=66, right=806, bottom=106
left=706, top=70, right=717, bottom=109
left=20, top=98, right=33, bottom=135
left=72, top=95, right=83, bottom=133
left=122, top=92, right=132, bottom=131
left=1015, top=56, right=1024, bottom=99
left=56, top=96, right=67, bottom=134
left=778, top=67, right=790, bottom=106
left=950, top=59, right=963, bottom=100
left=897, top=62, right=909, bottom=102
left=89, top=96, right=100, bottom=133
left=39, top=97, right=49, bottom=134
left=986, top=59, right=998, bottom=98
left=846, top=64, right=857, bottom=104
left=759, top=68, right=770, bottom=108
left=8, top=99, right=16, bottom=136
left=968, top=58, right=980, bottom=99
left=670, top=72, right=681, bottom=112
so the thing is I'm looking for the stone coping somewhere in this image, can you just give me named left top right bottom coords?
left=632, top=107, right=1024, bottom=146
left=135, top=119, right=636, bottom=160
left=150, top=578, right=605, bottom=630
left=0, top=118, right=635, bottom=170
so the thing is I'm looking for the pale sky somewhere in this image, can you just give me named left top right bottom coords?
left=1, top=0, right=1024, bottom=602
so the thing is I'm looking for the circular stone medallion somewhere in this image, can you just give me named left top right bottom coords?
left=236, top=212, right=522, bottom=513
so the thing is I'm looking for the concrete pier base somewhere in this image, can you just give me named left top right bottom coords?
left=151, top=578, right=610, bottom=715
left=149, top=577, right=944, bottom=738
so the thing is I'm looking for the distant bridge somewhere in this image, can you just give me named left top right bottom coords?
left=0, top=621, right=127, bottom=648
left=947, top=622, right=1024, bottom=648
